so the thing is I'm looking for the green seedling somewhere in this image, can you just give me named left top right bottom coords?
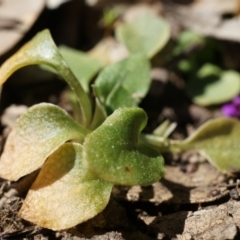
left=172, top=30, right=240, bottom=106
left=0, top=30, right=165, bottom=230
left=1, top=14, right=238, bottom=232
left=186, top=63, right=240, bottom=106
left=0, top=13, right=171, bottom=230
left=142, top=117, right=240, bottom=175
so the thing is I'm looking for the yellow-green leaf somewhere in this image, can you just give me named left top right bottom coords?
left=0, top=103, right=89, bottom=181
left=20, top=143, right=113, bottom=230
left=173, top=118, right=240, bottom=173
left=0, top=29, right=92, bottom=127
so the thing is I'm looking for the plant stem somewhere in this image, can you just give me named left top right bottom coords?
left=141, top=134, right=183, bottom=153
left=56, top=62, right=92, bottom=128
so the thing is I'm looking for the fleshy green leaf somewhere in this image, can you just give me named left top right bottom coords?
left=116, top=13, right=170, bottom=58
left=186, top=64, right=240, bottom=106
left=83, top=108, right=165, bottom=186
left=94, top=54, right=150, bottom=113
left=0, top=103, right=89, bottom=181
left=0, top=29, right=92, bottom=127
left=20, top=143, right=113, bottom=230
left=171, top=117, right=240, bottom=173
left=59, top=45, right=103, bottom=93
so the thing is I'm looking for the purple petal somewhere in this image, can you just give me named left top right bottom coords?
left=233, top=96, right=240, bottom=106
left=221, top=104, right=238, bottom=117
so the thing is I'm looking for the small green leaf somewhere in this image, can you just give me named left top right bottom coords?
left=0, top=103, right=89, bottom=181
left=102, top=7, right=118, bottom=28
left=153, top=120, right=177, bottom=138
left=197, top=63, right=222, bottom=78
left=174, top=35, right=219, bottom=74
left=116, top=13, right=170, bottom=58
left=173, top=30, right=204, bottom=57
left=20, top=143, right=113, bottom=230
left=0, top=29, right=92, bottom=127
left=59, top=45, right=103, bottom=93
left=172, top=118, right=240, bottom=173
left=83, top=108, right=165, bottom=186
left=186, top=64, right=240, bottom=106
left=94, top=54, right=150, bottom=113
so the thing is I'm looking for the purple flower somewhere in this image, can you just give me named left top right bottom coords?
left=222, top=96, right=240, bottom=118
left=233, top=96, right=240, bottom=105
